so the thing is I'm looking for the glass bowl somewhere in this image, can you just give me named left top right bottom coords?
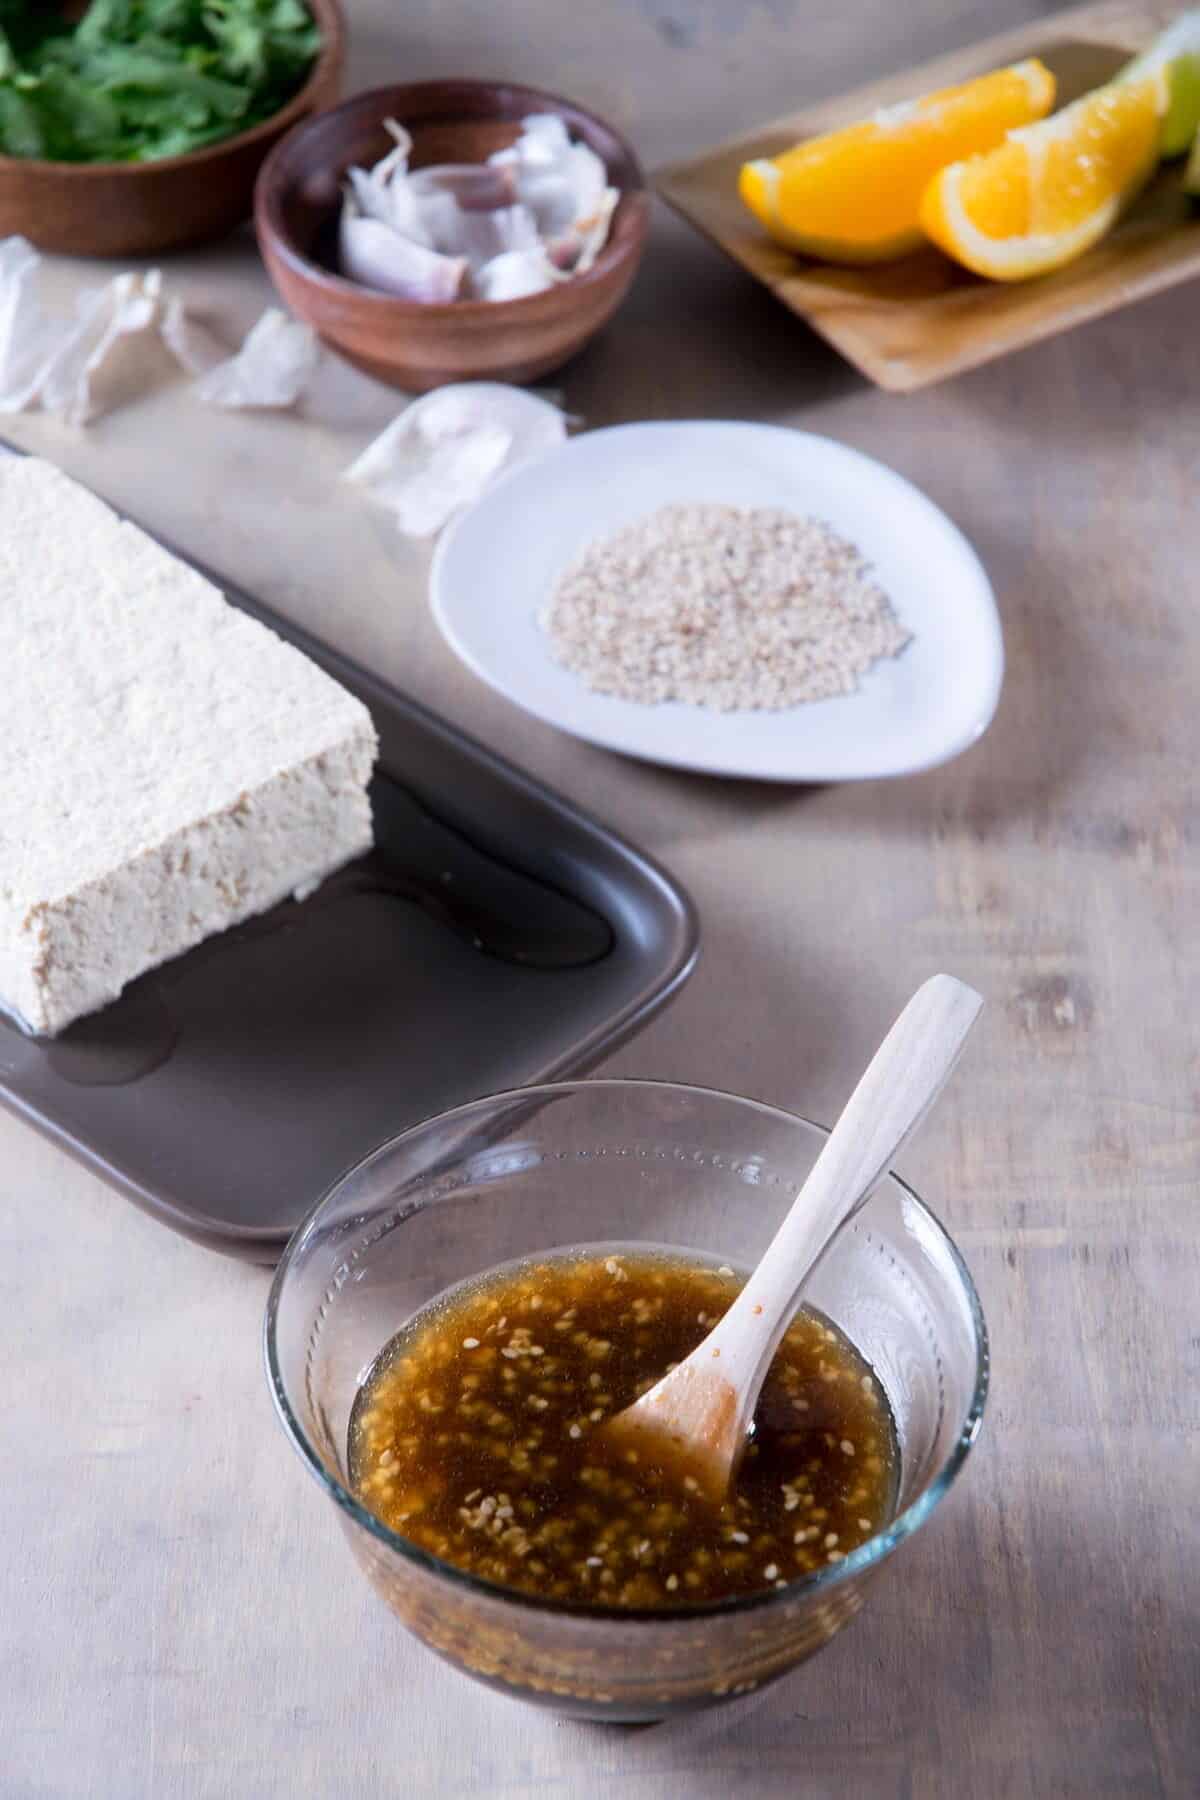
left=265, top=1080, right=988, bottom=1722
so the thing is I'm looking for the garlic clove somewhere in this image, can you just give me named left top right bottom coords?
left=409, top=163, right=519, bottom=212
left=345, top=166, right=432, bottom=248
left=431, top=202, right=542, bottom=275
left=489, top=116, right=609, bottom=239
left=509, top=170, right=578, bottom=240
left=340, top=214, right=466, bottom=302
left=338, top=113, right=617, bottom=303
left=494, top=113, right=572, bottom=168
left=473, top=247, right=563, bottom=301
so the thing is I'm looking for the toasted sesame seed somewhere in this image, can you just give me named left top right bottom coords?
left=763, top=1563, right=779, bottom=1580
left=542, top=504, right=910, bottom=712
left=841, top=1439, right=855, bottom=1456
left=824, top=1533, right=839, bottom=1548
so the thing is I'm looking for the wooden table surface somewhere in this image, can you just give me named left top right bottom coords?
left=3, top=1, right=1197, bottom=1794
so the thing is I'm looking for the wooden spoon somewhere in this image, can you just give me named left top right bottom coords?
left=604, top=974, right=983, bottom=1500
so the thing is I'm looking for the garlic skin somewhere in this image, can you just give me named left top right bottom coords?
left=160, top=297, right=228, bottom=377
left=346, top=121, right=432, bottom=245
left=0, top=234, right=320, bottom=420
left=0, top=236, right=69, bottom=411
left=566, top=187, right=620, bottom=275
left=0, top=238, right=164, bottom=426
left=40, top=270, right=163, bottom=427
left=344, top=383, right=568, bottom=537
left=192, top=309, right=320, bottom=411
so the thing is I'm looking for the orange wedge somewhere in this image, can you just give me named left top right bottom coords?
left=920, top=73, right=1167, bottom=280
left=738, top=60, right=1056, bottom=263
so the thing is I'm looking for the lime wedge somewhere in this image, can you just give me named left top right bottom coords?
left=1184, top=125, right=1200, bottom=191
left=1119, top=9, right=1200, bottom=155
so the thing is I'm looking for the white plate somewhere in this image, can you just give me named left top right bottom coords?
left=431, top=421, right=1003, bottom=782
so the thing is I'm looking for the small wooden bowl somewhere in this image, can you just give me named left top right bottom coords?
left=0, top=0, right=344, bottom=259
left=254, top=80, right=649, bottom=391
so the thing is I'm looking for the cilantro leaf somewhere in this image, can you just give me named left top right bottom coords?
left=0, top=0, right=320, bottom=162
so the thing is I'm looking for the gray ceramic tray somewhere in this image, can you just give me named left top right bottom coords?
left=0, top=490, right=698, bottom=1262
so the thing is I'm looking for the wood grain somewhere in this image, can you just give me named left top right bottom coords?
left=1, top=0, right=1198, bottom=1794
left=657, top=0, right=1200, bottom=391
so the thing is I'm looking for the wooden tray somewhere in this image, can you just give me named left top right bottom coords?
left=656, top=0, right=1200, bottom=392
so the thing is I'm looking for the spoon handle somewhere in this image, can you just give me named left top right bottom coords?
left=713, top=974, right=983, bottom=1413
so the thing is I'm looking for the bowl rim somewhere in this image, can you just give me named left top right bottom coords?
left=264, top=1077, right=990, bottom=1625
left=254, top=76, right=649, bottom=321
left=0, top=0, right=344, bottom=179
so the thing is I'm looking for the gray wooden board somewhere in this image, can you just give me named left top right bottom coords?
left=2, top=0, right=1198, bottom=1792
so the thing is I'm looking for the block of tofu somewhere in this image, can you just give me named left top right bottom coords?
left=0, top=456, right=378, bottom=1036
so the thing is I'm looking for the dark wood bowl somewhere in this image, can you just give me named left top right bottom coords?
left=0, top=0, right=344, bottom=259
left=254, top=80, right=649, bottom=391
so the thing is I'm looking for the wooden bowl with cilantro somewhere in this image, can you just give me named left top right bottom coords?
left=0, top=0, right=343, bottom=256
